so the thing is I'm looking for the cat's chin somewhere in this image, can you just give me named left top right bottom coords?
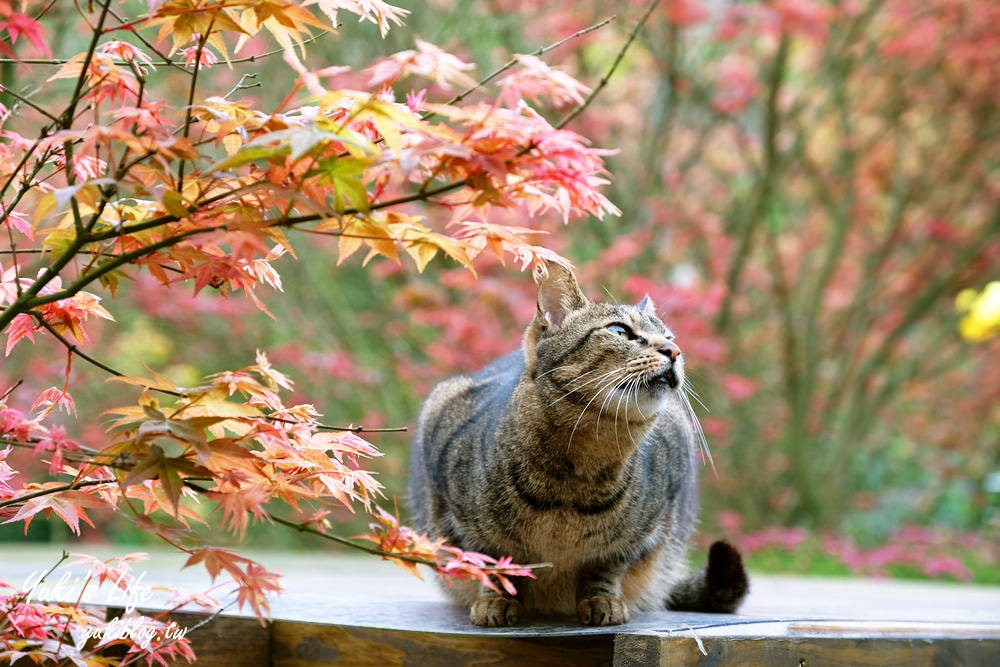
left=623, top=380, right=678, bottom=415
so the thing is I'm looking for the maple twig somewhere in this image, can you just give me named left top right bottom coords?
left=116, top=602, right=235, bottom=667
left=0, top=84, right=60, bottom=122
left=0, top=435, right=121, bottom=468
left=225, top=73, right=260, bottom=99
left=0, top=478, right=114, bottom=510
left=557, top=0, right=660, bottom=129
left=0, top=29, right=334, bottom=69
left=260, top=507, right=552, bottom=574
left=177, top=16, right=216, bottom=192
left=265, top=416, right=406, bottom=433
left=431, top=14, right=617, bottom=113
left=334, top=16, right=618, bottom=161
left=27, top=311, right=155, bottom=390
left=0, top=549, right=68, bottom=628
left=15, top=317, right=405, bottom=433
left=4, top=213, right=22, bottom=297
left=0, top=379, right=22, bottom=402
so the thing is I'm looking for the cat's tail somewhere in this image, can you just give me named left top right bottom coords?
left=666, top=540, right=749, bottom=613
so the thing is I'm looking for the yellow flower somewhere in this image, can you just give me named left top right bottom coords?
left=957, top=282, right=1000, bottom=342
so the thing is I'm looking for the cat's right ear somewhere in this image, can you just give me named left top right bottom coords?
left=535, top=261, right=589, bottom=330
left=523, top=261, right=588, bottom=379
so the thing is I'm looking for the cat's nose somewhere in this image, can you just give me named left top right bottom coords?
left=658, top=341, right=680, bottom=360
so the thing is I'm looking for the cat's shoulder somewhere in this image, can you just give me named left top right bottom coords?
left=470, top=348, right=524, bottom=385
left=420, top=348, right=524, bottom=418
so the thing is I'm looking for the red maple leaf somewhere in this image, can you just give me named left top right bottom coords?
left=0, top=11, right=51, bottom=58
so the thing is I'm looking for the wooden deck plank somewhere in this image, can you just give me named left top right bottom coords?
left=615, top=632, right=1000, bottom=667
left=271, top=623, right=615, bottom=667
left=3, top=546, right=999, bottom=665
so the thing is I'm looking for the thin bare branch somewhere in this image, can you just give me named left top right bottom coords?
left=556, top=1, right=659, bottom=129
left=433, top=15, right=616, bottom=113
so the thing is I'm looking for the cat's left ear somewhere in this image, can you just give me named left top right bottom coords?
left=536, top=261, right=589, bottom=330
left=637, top=294, right=655, bottom=316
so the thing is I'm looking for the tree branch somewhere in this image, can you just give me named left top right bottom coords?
left=24, top=311, right=404, bottom=434
left=433, top=15, right=616, bottom=113
left=0, top=478, right=116, bottom=511
left=557, top=0, right=659, bottom=129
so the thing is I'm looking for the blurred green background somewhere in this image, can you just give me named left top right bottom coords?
left=2, top=0, right=998, bottom=583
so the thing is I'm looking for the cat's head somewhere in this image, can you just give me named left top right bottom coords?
left=523, top=262, right=684, bottom=414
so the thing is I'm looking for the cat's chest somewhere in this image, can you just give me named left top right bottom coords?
left=512, top=504, right=624, bottom=566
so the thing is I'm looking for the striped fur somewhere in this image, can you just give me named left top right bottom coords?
left=408, top=263, right=747, bottom=626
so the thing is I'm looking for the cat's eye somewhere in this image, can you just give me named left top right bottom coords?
left=606, top=323, right=632, bottom=339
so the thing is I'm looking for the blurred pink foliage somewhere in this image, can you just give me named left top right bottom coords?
left=716, top=510, right=996, bottom=581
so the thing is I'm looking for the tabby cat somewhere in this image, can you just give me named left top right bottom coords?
left=408, top=262, right=748, bottom=626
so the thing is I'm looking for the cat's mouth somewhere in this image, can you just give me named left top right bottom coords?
left=643, top=367, right=680, bottom=391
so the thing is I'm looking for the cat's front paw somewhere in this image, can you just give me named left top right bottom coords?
left=577, top=594, right=630, bottom=626
left=470, top=596, right=521, bottom=627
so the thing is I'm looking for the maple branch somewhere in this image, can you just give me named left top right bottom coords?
left=116, top=603, right=235, bottom=667
left=177, top=16, right=216, bottom=192
left=225, top=73, right=261, bottom=98
left=0, top=22, right=334, bottom=71
left=263, top=508, right=552, bottom=574
left=0, top=84, right=59, bottom=122
left=0, top=431, right=104, bottom=455
left=0, top=233, right=90, bottom=331
left=0, top=478, right=115, bottom=511
left=0, top=549, right=68, bottom=629
left=0, top=379, right=22, bottom=402
left=28, top=311, right=149, bottom=388
left=15, top=315, right=405, bottom=434
left=62, top=0, right=113, bottom=136
left=557, top=0, right=660, bottom=129
left=433, top=15, right=617, bottom=112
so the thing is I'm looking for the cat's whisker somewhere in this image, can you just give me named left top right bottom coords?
left=611, top=378, right=627, bottom=457
left=603, top=370, right=641, bottom=450
left=680, top=389, right=715, bottom=474
left=683, top=380, right=711, bottom=414
left=601, top=383, right=625, bottom=457
left=548, top=367, right=621, bottom=407
left=566, top=368, right=629, bottom=453
left=575, top=369, right=629, bottom=426
left=631, top=374, right=648, bottom=422
left=615, top=371, right=645, bottom=448
left=557, top=366, right=604, bottom=389
left=622, top=378, right=638, bottom=447
left=595, top=370, right=632, bottom=439
left=535, top=364, right=574, bottom=380
left=616, top=371, right=643, bottom=451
